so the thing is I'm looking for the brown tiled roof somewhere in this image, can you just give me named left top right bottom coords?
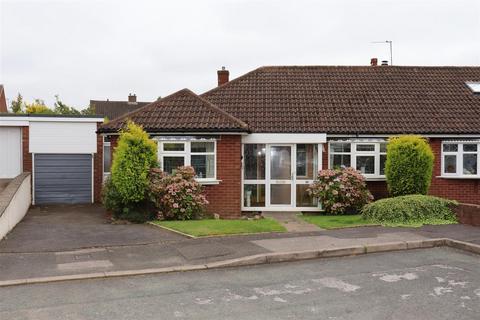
left=202, top=66, right=480, bottom=134
left=99, top=88, right=248, bottom=133
left=90, top=100, right=151, bottom=120
left=0, top=85, right=7, bottom=113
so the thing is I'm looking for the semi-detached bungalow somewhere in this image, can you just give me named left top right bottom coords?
left=91, top=64, right=480, bottom=218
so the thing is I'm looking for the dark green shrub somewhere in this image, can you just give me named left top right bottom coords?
left=385, top=135, right=434, bottom=196
left=361, top=195, right=457, bottom=224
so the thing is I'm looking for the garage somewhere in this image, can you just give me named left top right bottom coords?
left=0, top=127, right=22, bottom=179
left=34, top=154, right=93, bottom=205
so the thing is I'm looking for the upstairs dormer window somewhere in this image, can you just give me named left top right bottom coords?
left=466, top=82, right=480, bottom=93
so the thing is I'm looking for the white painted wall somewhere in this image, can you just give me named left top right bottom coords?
left=0, top=174, right=31, bottom=241
left=0, top=127, right=22, bottom=178
left=29, top=121, right=98, bottom=154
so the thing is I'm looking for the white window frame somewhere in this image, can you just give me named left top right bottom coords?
left=441, top=141, right=480, bottom=178
left=157, top=139, right=218, bottom=183
left=328, top=140, right=387, bottom=180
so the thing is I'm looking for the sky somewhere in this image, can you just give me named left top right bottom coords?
left=1, top=0, right=479, bottom=110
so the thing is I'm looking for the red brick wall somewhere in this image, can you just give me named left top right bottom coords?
left=428, top=138, right=480, bottom=204
left=93, top=126, right=103, bottom=203
left=204, top=135, right=242, bottom=218
left=22, top=126, right=32, bottom=172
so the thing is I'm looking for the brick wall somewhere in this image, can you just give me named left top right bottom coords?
left=454, top=203, right=480, bottom=226
left=93, top=125, right=103, bottom=203
left=204, top=135, right=242, bottom=218
left=428, top=138, right=480, bottom=204
left=22, top=126, right=32, bottom=172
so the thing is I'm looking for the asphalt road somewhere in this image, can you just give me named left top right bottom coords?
left=1, top=247, right=479, bottom=320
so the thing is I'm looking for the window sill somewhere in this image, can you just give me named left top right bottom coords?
left=364, top=177, right=387, bottom=181
left=437, top=176, right=480, bottom=180
left=198, top=179, right=222, bottom=185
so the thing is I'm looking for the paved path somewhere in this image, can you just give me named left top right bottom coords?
left=263, top=211, right=322, bottom=232
left=1, top=247, right=479, bottom=320
left=1, top=222, right=479, bottom=282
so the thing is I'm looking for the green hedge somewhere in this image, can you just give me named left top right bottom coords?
left=361, top=195, right=457, bottom=225
left=385, top=135, right=434, bottom=196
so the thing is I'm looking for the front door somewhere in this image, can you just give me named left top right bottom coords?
left=268, top=145, right=293, bottom=207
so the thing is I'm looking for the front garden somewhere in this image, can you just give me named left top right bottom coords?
left=103, top=123, right=458, bottom=236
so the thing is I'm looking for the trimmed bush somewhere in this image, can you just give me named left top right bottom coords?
left=308, top=167, right=373, bottom=214
left=149, top=166, right=209, bottom=220
left=361, top=195, right=457, bottom=225
left=103, top=121, right=158, bottom=222
left=385, top=135, right=434, bottom=196
left=110, top=121, right=158, bottom=203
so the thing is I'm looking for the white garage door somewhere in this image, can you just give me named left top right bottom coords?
left=0, top=127, right=22, bottom=178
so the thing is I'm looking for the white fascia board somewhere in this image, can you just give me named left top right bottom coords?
left=327, top=134, right=480, bottom=138
left=242, top=133, right=327, bottom=144
left=0, top=116, right=103, bottom=123
left=0, top=120, right=29, bottom=126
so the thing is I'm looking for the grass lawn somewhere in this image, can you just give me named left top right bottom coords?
left=300, top=214, right=378, bottom=229
left=300, top=214, right=457, bottom=229
left=153, top=218, right=286, bottom=237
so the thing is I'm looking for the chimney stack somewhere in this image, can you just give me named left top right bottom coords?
left=381, top=60, right=389, bottom=66
left=370, top=58, right=378, bottom=66
left=217, top=66, right=229, bottom=86
left=128, top=93, right=137, bottom=103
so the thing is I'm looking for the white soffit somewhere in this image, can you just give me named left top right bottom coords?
left=242, top=133, right=327, bottom=144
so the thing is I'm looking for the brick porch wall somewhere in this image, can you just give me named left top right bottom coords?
left=93, top=124, right=103, bottom=203
left=22, top=126, right=32, bottom=172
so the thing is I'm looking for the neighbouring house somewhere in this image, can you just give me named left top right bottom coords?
left=98, top=61, right=480, bottom=218
left=0, top=114, right=103, bottom=204
left=90, top=94, right=151, bottom=121
left=0, top=85, right=7, bottom=113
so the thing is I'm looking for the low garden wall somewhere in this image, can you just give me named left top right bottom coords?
left=0, top=173, right=31, bottom=241
left=454, top=203, right=480, bottom=227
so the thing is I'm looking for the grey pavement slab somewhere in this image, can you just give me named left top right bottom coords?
left=263, top=211, right=322, bottom=232
left=1, top=247, right=480, bottom=320
left=0, top=204, right=185, bottom=253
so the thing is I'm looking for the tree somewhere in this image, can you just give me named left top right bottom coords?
left=81, top=103, right=96, bottom=115
left=10, top=93, right=25, bottom=113
left=25, top=99, right=55, bottom=114
left=385, top=135, right=434, bottom=196
left=54, top=95, right=81, bottom=115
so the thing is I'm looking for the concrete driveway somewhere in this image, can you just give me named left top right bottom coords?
left=0, top=204, right=185, bottom=253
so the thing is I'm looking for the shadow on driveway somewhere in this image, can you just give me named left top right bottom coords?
left=0, top=204, right=185, bottom=253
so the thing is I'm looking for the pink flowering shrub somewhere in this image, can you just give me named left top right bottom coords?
left=308, top=167, right=373, bottom=214
left=149, top=166, right=209, bottom=220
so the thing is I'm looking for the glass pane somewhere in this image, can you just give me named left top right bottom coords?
left=463, top=144, right=478, bottom=152
left=356, top=156, right=375, bottom=174
left=103, top=145, right=111, bottom=173
left=191, top=155, right=215, bottom=178
left=356, top=144, right=375, bottom=152
left=296, top=184, right=316, bottom=207
left=270, top=184, right=291, bottom=205
left=244, top=184, right=265, bottom=207
left=380, top=143, right=387, bottom=153
left=163, top=156, right=185, bottom=174
left=244, top=144, right=266, bottom=180
left=444, top=155, right=456, bottom=174
left=191, top=141, right=214, bottom=153
left=380, top=154, right=387, bottom=175
left=330, top=143, right=351, bottom=153
left=331, top=154, right=351, bottom=168
left=443, top=144, right=458, bottom=152
left=163, top=143, right=184, bottom=151
left=270, top=146, right=291, bottom=180
left=296, top=144, right=318, bottom=180
left=463, top=154, right=477, bottom=175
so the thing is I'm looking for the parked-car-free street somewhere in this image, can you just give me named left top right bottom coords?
left=1, top=247, right=479, bottom=320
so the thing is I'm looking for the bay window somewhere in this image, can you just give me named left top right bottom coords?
left=329, top=141, right=387, bottom=178
left=442, top=142, right=479, bottom=177
left=158, top=139, right=216, bottom=181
